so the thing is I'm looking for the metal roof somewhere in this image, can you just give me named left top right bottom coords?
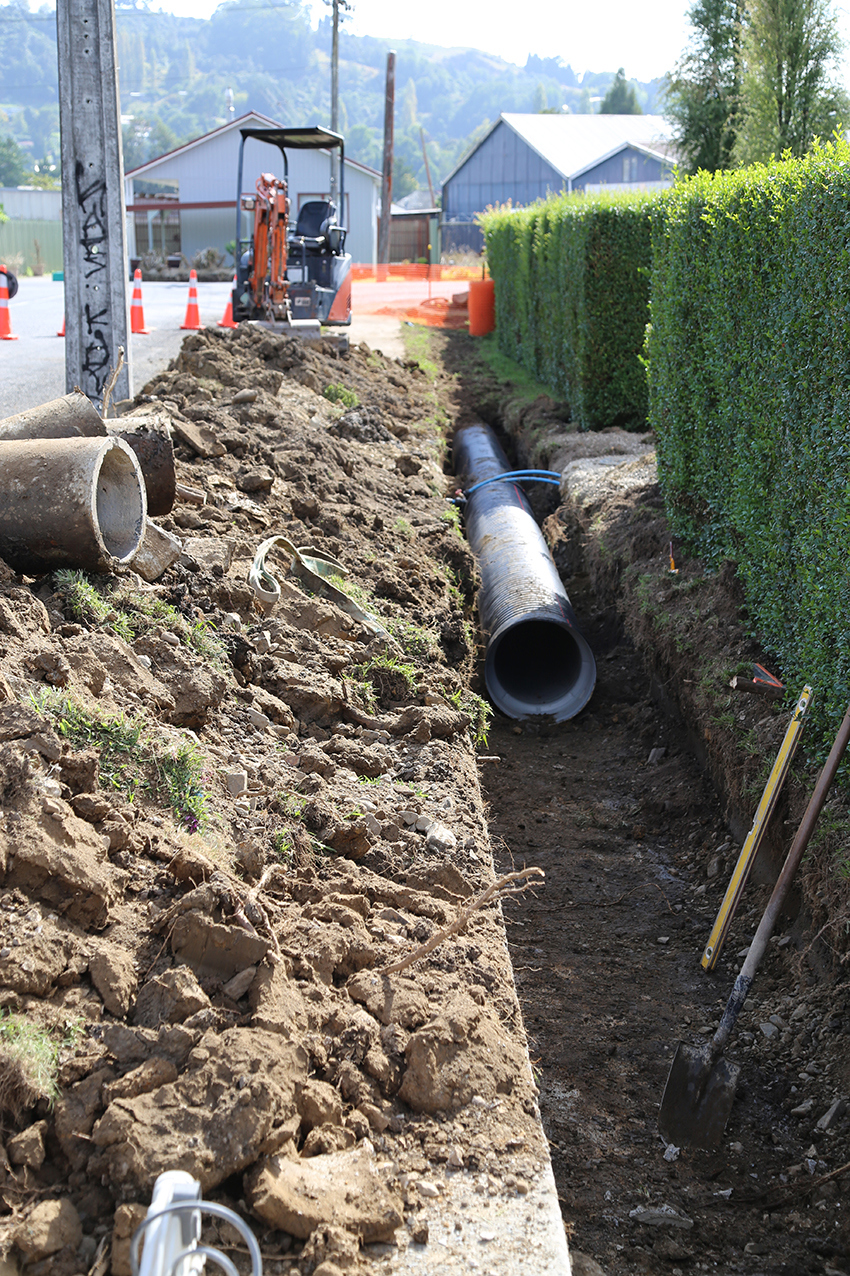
left=442, top=113, right=676, bottom=186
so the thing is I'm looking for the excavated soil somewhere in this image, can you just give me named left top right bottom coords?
left=0, top=322, right=848, bottom=1276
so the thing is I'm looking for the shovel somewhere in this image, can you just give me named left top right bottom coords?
left=659, top=698, right=850, bottom=1150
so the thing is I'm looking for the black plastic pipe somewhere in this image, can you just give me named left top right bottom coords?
left=453, top=422, right=596, bottom=722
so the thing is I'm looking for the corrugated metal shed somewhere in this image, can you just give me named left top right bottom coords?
left=124, top=112, right=380, bottom=265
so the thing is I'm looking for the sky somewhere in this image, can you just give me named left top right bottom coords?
left=147, top=0, right=696, bottom=84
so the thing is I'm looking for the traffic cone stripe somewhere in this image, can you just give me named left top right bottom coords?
left=217, top=274, right=238, bottom=329
left=180, top=269, right=205, bottom=331
left=131, top=268, right=149, bottom=334
left=0, top=266, right=18, bottom=341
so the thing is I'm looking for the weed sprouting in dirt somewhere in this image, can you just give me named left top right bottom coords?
left=52, top=571, right=228, bottom=669
left=155, top=741, right=209, bottom=834
left=322, top=383, right=359, bottom=408
left=447, top=686, right=492, bottom=746
left=35, top=690, right=210, bottom=831
left=351, top=650, right=418, bottom=707
left=0, top=1014, right=81, bottom=1113
left=385, top=616, right=441, bottom=662
left=53, top=570, right=133, bottom=642
left=393, top=517, right=414, bottom=541
left=440, top=505, right=463, bottom=537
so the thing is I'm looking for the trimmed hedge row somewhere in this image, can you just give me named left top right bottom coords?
left=480, top=191, right=655, bottom=430
left=647, top=140, right=850, bottom=739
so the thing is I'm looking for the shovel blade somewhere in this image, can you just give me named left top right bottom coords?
left=658, top=1041, right=741, bottom=1151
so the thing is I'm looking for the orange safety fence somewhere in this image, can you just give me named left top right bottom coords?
left=375, top=293, right=470, bottom=329
left=350, top=263, right=488, bottom=282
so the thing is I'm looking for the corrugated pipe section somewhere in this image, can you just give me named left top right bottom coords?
left=453, top=421, right=596, bottom=722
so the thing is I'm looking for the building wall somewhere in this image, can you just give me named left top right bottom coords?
left=124, top=124, right=379, bottom=264
left=442, top=120, right=566, bottom=221
left=573, top=147, right=672, bottom=192
left=0, top=188, right=62, bottom=220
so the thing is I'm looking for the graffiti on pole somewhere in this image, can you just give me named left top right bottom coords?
left=75, top=160, right=112, bottom=395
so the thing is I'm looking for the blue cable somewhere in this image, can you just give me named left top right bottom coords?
left=465, top=470, right=561, bottom=496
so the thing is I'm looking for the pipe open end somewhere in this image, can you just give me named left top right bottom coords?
left=94, top=441, right=147, bottom=564
left=485, top=617, right=597, bottom=722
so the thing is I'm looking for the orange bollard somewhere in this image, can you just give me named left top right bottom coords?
left=57, top=316, right=65, bottom=337
left=217, top=276, right=238, bottom=329
left=468, top=278, right=495, bottom=336
left=130, top=269, right=149, bottom=334
left=0, top=267, right=18, bottom=341
left=180, top=269, right=205, bottom=330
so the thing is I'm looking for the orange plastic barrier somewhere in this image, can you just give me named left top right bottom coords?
left=0, top=267, right=18, bottom=341
left=468, top=278, right=495, bottom=336
left=375, top=292, right=469, bottom=330
left=180, top=269, right=204, bottom=331
left=351, top=263, right=486, bottom=282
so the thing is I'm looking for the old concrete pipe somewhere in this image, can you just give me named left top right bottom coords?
left=0, top=436, right=147, bottom=574
left=0, top=395, right=176, bottom=517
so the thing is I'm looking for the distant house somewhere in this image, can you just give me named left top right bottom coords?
left=124, top=111, right=381, bottom=267
left=441, top=113, right=676, bottom=252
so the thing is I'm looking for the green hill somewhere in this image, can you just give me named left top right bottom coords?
left=0, top=0, right=664, bottom=192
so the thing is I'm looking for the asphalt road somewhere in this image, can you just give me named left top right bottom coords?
left=0, top=276, right=234, bottom=418
left=0, top=276, right=413, bottom=419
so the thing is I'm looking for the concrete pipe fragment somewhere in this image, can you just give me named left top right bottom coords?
left=453, top=421, right=596, bottom=722
left=109, top=423, right=176, bottom=516
left=0, top=391, right=106, bottom=442
left=0, top=436, right=147, bottom=574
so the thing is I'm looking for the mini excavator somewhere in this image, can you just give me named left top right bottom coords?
left=232, top=126, right=352, bottom=335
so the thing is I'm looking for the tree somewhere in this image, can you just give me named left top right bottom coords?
left=599, top=68, right=642, bottom=114
left=665, top=0, right=743, bottom=172
left=735, top=0, right=849, bottom=162
left=0, top=137, right=29, bottom=187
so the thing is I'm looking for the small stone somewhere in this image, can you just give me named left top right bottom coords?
left=417, top=1181, right=440, bottom=1199
left=629, top=1204, right=693, bottom=1230
left=399, top=810, right=418, bottom=826
left=222, top=966, right=258, bottom=1001
left=816, top=1098, right=847, bottom=1132
left=226, top=770, right=249, bottom=797
left=411, top=1221, right=428, bottom=1245
left=426, top=822, right=457, bottom=853
left=161, top=631, right=181, bottom=648
left=254, top=631, right=273, bottom=655
left=238, top=468, right=275, bottom=493
left=791, top=1098, right=814, bottom=1116
left=246, top=708, right=271, bottom=731
left=363, top=813, right=381, bottom=838
left=647, top=747, right=667, bottom=765
left=447, top=1145, right=464, bottom=1169
left=759, top=1022, right=779, bottom=1040
left=657, top=936, right=670, bottom=946
left=707, top=856, right=723, bottom=880
left=414, top=815, right=433, bottom=832
left=479, top=1230, right=496, bottom=1242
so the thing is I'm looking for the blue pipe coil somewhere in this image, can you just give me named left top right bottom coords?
left=453, top=421, right=596, bottom=722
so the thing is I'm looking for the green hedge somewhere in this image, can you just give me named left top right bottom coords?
left=480, top=191, right=656, bottom=430
left=647, top=139, right=850, bottom=739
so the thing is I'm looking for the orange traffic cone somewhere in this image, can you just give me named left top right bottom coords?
left=130, top=268, right=149, bottom=334
left=0, top=267, right=18, bottom=341
left=180, top=269, right=204, bottom=330
left=57, top=316, right=65, bottom=337
left=217, top=276, right=238, bottom=329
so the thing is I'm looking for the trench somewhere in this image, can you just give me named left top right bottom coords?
left=445, top=358, right=850, bottom=1275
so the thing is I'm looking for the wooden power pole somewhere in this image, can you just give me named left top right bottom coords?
left=378, top=50, right=395, bottom=266
left=56, top=0, right=132, bottom=407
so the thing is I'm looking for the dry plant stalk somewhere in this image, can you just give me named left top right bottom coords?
left=378, top=866, right=544, bottom=975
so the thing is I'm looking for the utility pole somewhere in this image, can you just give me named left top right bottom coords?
left=56, top=0, right=132, bottom=408
left=330, top=0, right=340, bottom=206
left=378, top=50, right=395, bottom=267
left=419, top=126, right=435, bottom=206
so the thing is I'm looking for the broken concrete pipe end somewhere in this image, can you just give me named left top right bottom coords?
left=0, top=435, right=147, bottom=574
left=0, top=391, right=106, bottom=443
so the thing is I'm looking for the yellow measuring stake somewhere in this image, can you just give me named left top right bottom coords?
left=701, top=683, right=813, bottom=971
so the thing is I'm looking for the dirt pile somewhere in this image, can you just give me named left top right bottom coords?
left=0, top=328, right=559, bottom=1274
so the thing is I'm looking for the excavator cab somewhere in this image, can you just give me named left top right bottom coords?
left=232, top=126, right=352, bottom=331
